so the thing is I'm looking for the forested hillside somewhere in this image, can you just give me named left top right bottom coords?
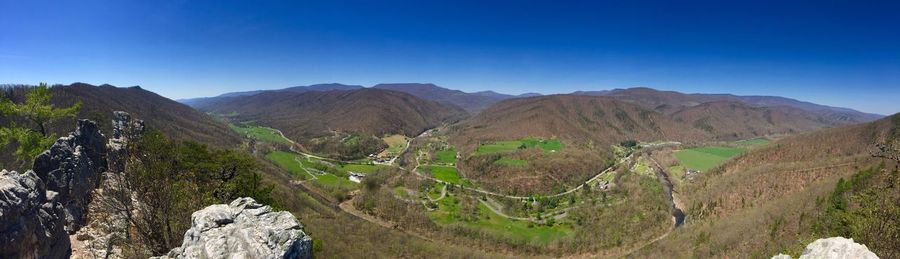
left=635, top=113, right=900, bottom=258
left=200, top=88, right=468, bottom=158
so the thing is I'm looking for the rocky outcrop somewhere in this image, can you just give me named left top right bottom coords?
left=772, top=237, right=879, bottom=259
left=1, top=113, right=139, bottom=258
left=69, top=111, right=144, bottom=258
left=0, top=170, right=70, bottom=259
left=106, top=111, right=144, bottom=173
left=32, top=119, right=108, bottom=232
left=157, top=197, right=313, bottom=259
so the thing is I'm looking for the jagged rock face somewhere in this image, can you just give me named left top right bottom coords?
left=32, top=119, right=108, bottom=232
left=0, top=170, right=70, bottom=259
left=772, top=237, right=879, bottom=259
left=158, top=198, right=313, bottom=259
left=107, top=111, right=144, bottom=173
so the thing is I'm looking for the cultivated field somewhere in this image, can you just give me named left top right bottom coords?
left=674, top=146, right=746, bottom=171
left=379, top=134, right=410, bottom=157
left=230, top=123, right=292, bottom=144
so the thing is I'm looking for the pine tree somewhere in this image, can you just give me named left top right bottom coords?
left=0, top=83, right=81, bottom=166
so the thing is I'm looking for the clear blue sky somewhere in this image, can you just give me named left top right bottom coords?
left=1, top=0, right=898, bottom=114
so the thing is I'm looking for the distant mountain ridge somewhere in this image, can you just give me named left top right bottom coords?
left=573, top=87, right=882, bottom=123
left=181, top=83, right=880, bottom=122
left=451, top=91, right=879, bottom=152
left=180, top=83, right=364, bottom=108
left=372, top=83, right=533, bottom=112
left=198, top=88, right=468, bottom=157
left=0, top=83, right=242, bottom=167
left=181, top=82, right=540, bottom=113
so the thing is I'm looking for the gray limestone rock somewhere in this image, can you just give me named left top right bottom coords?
left=0, top=170, right=70, bottom=259
left=158, top=198, right=313, bottom=259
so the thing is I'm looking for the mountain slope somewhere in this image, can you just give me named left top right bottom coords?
left=48, top=83, right=242, bottom=147
left=669, top=101, right=836, bottom=139
left=373, top=83, right=530, bottom=112
left=0, top=83, right=242, bottom=168
left=180, top=83, right=364, bottom=108
left=636, top=113, right=900, bottom=258
left=575, top=87, right=882, bottom=123
left=200, top=88, right=468, bottom=157
left=449, top=95, right=708, bottom=152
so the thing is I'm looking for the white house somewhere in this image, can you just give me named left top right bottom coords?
left=349, top=172, right=365, bottom=183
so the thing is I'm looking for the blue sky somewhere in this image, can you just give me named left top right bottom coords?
left=1, top=0, right=898, bottom=114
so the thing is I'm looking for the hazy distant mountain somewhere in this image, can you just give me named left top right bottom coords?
left=373, top=83, right=538, bottom=112
left=180, top=83, right=364, bottom=108
left=573, top=87, right=882, bottom=124
left=182, top=82, right=538, bottom=112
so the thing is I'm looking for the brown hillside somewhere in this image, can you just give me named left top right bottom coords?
left=50, top=83, right=242, bottom=148
left=670, top=101, right=836, bottom=140
left=373, top=83, right=512, bottom=113
left=2, top=83, right=241, bottom=148
left=449, top=94, right=708, bottom=152
left=636, top=113, right=900, bottom=258
left=202, top=88, right=468, bottom=146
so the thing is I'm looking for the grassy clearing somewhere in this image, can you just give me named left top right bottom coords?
left=733, top=138, right=770, bottom=146
left=427, top=183, right=444, bottom=200
left=475, top=138, right=563, bottom=155
left=265, top=151, right=306, bottom=176
left=429, top=195, right=571, bottom=243
left=631, top=157, right=655, bottom=176
left=338, top=163, right=385, bottom=174
left=315, top=174, right=357, bottom=188
left=434, top=148, right=457, bottom=164
left=495, top=157, right=528, bottom=166
left=380, top=134, right=409, bottom=156
left=668, top=165, right=685, bottom=179
left=674, top=146, right=746, bottom=171
left=230, top=124, right=291, bottom=144
left=423, top=166, right=464, bottom=184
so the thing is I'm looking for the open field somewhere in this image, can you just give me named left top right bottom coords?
left=265, top=151, right=307, bottom=177
left=230, top=124, right=292, bottom=144
left=379, top=134, right=410, bottom=156
left=421, top=165, right=473, bottom=186
left=734, top=138, right=770, bottom=146
left=265, top=151, right=377, bottom=191
left=674, top=146, right=746, bottom=171
left=434, top=148, right=458, bottom=164
left=315, top=173, right=357, bottom=189
left=475, top=138, right=563, bottom=155
left=338, top=163, right=385, bottom=174
left=495, top=157, right=528, bottom=166
left=428, top=195, right=571, bottom=244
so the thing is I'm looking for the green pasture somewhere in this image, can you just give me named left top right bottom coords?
left=674, top=146, right=746, bottom=171
left=230, top=124, right=291, bottom=144
left=429, top=195, right=571, bottom=243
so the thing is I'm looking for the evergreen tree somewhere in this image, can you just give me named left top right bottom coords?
left=0, top=83, right=81, bottom=166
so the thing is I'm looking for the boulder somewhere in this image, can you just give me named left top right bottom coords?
left=771, top=237, right=879, bottom=259
left=799, top=237, right=878, bottom=259
left=158, top=198, right=313, bottom=259
left=32, top=119, right=108, bottom=232
left=0, top=170, right=70, bottom=259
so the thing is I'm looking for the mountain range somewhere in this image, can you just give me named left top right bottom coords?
left=182, top=83, right=882, bottom=122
